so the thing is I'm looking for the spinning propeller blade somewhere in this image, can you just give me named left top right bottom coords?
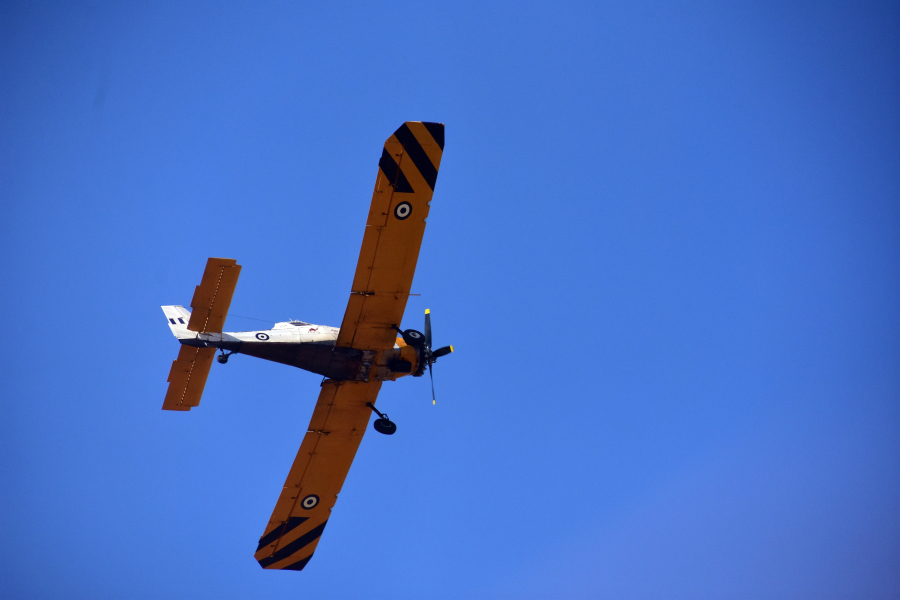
left=422, top=309, right=452, bottom=405
left=428, top=361, right=436, bottom=405
left=432, top=346, right=453, bottom=358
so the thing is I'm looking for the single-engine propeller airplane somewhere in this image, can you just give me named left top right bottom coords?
left=160, top=121, right=451, bottom=571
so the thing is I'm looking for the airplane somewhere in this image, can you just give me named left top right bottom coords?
left=160, top=121, right=451, bottom=571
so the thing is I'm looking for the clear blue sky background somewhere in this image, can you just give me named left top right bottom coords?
left=2, top=2, right=898, bottom=598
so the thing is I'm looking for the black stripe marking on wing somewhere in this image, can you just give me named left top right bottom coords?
left=422, top=122, right=445, bottom=150
left=379, top=149, right=414, bottom=193
left=256, top=516, right=309, bottom=552
left=393, top=124, right=439, bottom=190
left=282, top=554, right=315, bottom=571
left=257, top=521, right=328, bottom=568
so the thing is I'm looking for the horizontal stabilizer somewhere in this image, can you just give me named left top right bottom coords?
left=187, top=258, right=241, bottom=333
left=162, top=345, right=216, bottom=411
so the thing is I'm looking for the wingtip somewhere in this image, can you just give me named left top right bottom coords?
left=395, top=121, right=444, bottom=150
left=421, top=122, right=444, bottom=150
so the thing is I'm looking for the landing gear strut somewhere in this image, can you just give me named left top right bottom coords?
left=366, top=402, right=397, bottom=435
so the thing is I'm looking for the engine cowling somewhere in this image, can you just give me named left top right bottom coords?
left=379, top=344, right=420, bottom=381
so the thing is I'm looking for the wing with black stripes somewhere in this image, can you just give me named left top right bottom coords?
left=254, top=379, right=382, bottom=570
left=335, top=121, right=445, bottom=352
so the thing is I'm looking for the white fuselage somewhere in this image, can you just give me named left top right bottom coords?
left=162, top=305, right=410, bottom=381
left=163, top=305, right=341, bottom=346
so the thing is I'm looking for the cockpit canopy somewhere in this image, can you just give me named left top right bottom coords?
left=273, top=320, right=310, bottom=329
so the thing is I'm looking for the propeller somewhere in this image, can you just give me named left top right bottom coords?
left=423, top=309, right=453, bottom=405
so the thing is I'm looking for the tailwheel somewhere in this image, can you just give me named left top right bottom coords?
left=366, top=402, right=397, bottom=436
left=217, top=349, right=237, bottom=364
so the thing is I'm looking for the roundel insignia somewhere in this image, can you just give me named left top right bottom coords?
left=407, top=331, right=421, bottom=339
left=394, top=202, right=412, bottom=220
left=256, top=333, right=269, bottom=341
left=301, top=494, right=319, bottom=510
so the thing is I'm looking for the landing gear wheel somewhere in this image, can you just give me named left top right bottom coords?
left=402, top=329, right=426, bottom=348
left=373, top=418, right=397, bottom=435
left=366, top=402, right=397, bottom=436
left=217, top=349, right=238, bottom=364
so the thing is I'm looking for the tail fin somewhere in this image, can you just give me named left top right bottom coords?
left=161, top=305, right=196, bottom=341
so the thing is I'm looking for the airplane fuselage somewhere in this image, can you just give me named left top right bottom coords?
left=164, top=308, right=420, bottom=382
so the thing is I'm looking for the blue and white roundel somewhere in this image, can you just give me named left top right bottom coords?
left=256, top=333, right=269, bottom=341
left=394, top=202, right=412, bottom=220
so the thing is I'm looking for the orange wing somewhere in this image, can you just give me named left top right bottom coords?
left=254, top=379, right=382, bottom=570
left=255, top=122, right=445, bottom=570
left=336, top=122, right=445, bottom=351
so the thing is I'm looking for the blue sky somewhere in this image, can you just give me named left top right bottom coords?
left=2, top=1, right=898, bottom=598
